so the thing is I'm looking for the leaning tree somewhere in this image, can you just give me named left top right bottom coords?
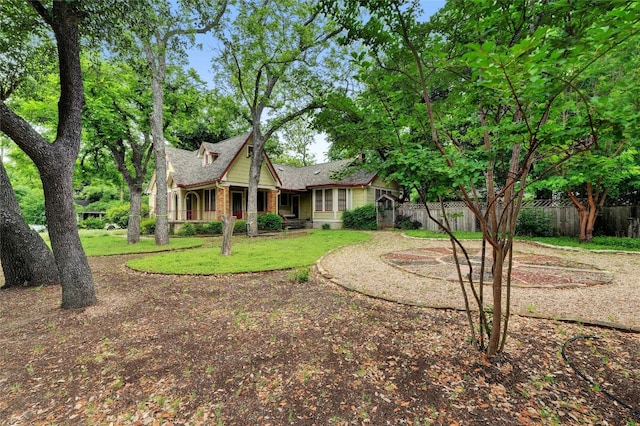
left=0, top=1, right=96, bottom=308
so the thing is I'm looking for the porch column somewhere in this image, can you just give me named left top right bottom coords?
left=216, top=186, right=227, bottom=220
left=268, top=190, right=278, bottom=214
left=176, top=189, right=184, bottom=221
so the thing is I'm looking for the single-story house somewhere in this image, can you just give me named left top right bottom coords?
left=146, top=132, right=400, bottom=229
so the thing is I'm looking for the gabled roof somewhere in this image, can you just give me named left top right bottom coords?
left=167, top=132, right=253, bottom=188
left=274, top=159, right=377, bottom=191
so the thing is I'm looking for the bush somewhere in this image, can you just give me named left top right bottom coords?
left=105, top=203, right=150, bottom=229
left=516, top=209, right=555, bottom=237
left=234, top=220, right=247, bottom=234
left=78, top=217, right=105, bottom=230
left=177, top=222, right=196, bottom=236
left=395, top=214, right=421, bottom=230
left=342, top=204, right=377, bottom=230
left=322, top=223, right=331, bottom=230
left=141, top=218, right=156, bottom=235
left=258, top=213, right=283, bottom=231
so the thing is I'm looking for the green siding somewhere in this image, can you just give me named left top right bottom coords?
left=226, top=152, right=277, bottom=187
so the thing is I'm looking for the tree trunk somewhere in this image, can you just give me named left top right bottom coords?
left=247, top=127, right=266, bottom=237
left=147, top=49, right=169, bottom=246
left=568, top=185, right=603, bottom=243
left=0, top=2, right=96, bottom=309
left=0, top=162, right=59, bottom=288
left=221, top=215, right=236, bottom=255
left=127, top=187, right=143, bottom=244
left=486, top=247, right=504, bottom=356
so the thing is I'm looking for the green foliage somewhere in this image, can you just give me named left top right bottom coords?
left=395, top=215, right=421, bottom=230
left=78, top=217, right=106, bottom=230
left=13, top=185, right=46, bottom=224
left=105, top=203, right=129, bottom=228
left=288, top=267, right=310, bottom=283
left=194, top=222, right=223, bottom=235
left=127, top=230, right=371, bottom=274
left=177, top=222, right=196, bottom=236
left=516, top=210, right=556, bottom=237
left=76, top=185, right=119, bottom=204
left=321, top=223, right=331, bottom=230
left=105, top=203, right=150, bottom=229
left=342, top=204, right=377, bottom=230
left=234, top=220, right=248, bottom=234
left=258, top=213, right=283, bottom=231
left=140, top=218, right=156, bottom=235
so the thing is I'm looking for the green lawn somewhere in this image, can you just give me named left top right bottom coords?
left=126, top=230, right=370, bottom=274
left=41, top=230, right=205, bottom=256
left=403, top=229, right=640, bottom=252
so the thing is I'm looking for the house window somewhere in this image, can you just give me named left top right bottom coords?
left=204, top=189, right=216, bottom=211
left=246, top=145, right=254, bottom=157
left=258, top=191, right=266, bottom=212
left=338, top=189, right=347, bottom=211
left=324, top=189, right=333, bottom=211
left=315, top=189, right=323, bottom=211
left=281, top=193, right=289, bottom=207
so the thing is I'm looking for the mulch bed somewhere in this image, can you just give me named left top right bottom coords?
left=1, top=254, right=639, bottom=425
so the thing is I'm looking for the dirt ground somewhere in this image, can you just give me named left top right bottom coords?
left=1, top=241, right=640, bottom=425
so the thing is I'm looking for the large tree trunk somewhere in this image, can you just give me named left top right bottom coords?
left=0, top=2, right=96, bottom=309
left=127, top=187, right=143, bottom=244
left=247, top=126, right=266, bottom=237
left=0, top=162, right=59, bottom=288
left=146, top=49, right=169, bottom=246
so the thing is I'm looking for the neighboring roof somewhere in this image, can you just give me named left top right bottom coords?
left=167, top=132, right=251, bottom=188
left=274, top=159, right=377, bottom=191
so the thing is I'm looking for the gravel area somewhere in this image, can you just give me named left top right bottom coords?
left=317, top=232, right=640, bottom=331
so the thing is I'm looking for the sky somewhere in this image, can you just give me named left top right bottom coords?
left=186, top=0, right=446, bottom=163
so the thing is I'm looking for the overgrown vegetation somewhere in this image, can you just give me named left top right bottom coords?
left=515, top=209, right=556, bottom=237
left=342, top=204, right=377, bottom=230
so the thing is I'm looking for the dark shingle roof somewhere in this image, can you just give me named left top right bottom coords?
left=166, top=132, right=251, bottom=188
left=274, top=159, right=377, bottom=191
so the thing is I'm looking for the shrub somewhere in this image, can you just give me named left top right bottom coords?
left=105, top=203, right=150, bottom=229
left=106, top=203, right=130, bottom=228
left=234, top=220, right=247, bottom=234
left=342, top=204, right=377, bottom=230
left=258, top=213, right=283, bottom=231
left=322, top=223, right=331, bottom=230
left=208, top=221, right=223, bottom=234
left=516, top=209, right=555, bottom=237
left=141, top=217, right=156, bottom=235
left=288, top=267, right=310, bottom=283
left=395, top=214, right=421, bottom=230
left=78, top=217, right=105, bottom=230
left=177, top=222, right=196, bottom=236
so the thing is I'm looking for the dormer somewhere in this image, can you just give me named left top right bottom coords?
left=197, top=143, right=218, bottom=166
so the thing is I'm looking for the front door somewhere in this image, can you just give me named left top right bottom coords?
left=185, top=193, right=197, bottom=220
left=292, top=195, right=300, bottom=218
left=232, top=191, right=243, bottom=219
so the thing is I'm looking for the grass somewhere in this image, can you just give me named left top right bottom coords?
left=126, top=230, right=370, bottom=274
left=41, top=230, right=205, bottom=256
left=403, top=229, right=640, bottom=252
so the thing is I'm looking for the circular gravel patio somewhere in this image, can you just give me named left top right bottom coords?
left=317, top=232, right=640, bottom=332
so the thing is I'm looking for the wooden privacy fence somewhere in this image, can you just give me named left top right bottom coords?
left=398, top=200, right=640, bottom=237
